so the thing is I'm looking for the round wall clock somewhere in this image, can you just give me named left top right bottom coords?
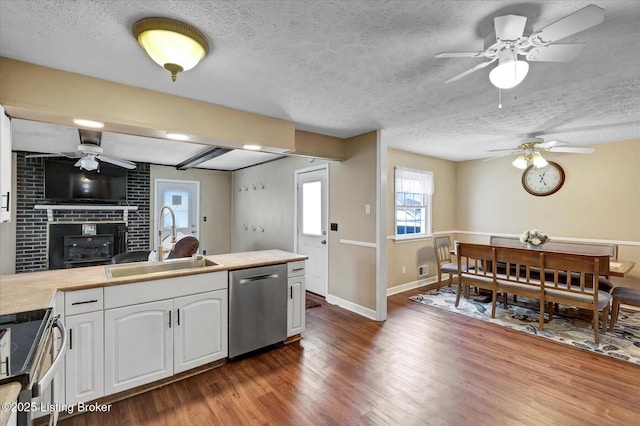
left=521, top=161, right=565, bottom=196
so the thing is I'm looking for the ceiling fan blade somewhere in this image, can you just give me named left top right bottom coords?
left=98, top=156, right=137, bottom=169
left=533, top=4, right=604, bottom=44
left=526, top=43, right=585, bottom=62
left=494, top=15, right=527, bottom=41
left=25, top=153, right=64, bottom=158
left=548, top=146, right=595, bottom=154
left=435, top=51, right=484, bottom=58
left=486, top=147, right=520, bottom=153
left=537, top=139, right=568, bottom=148
left=483, top=152, right=517, bottom=161
left=444, top=59, right=496, bottom=83
left=60, top=151, right=81, bottom=158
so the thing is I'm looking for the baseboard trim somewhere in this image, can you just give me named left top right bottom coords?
left=387, top=276, right=438, bottom=296
left=325, top=294, right=378, bottom=320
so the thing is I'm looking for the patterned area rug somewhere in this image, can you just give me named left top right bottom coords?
left=410, top=285, right=640, bottom=365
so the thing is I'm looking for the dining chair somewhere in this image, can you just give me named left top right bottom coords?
left=433, top=236, right=459, bottom=291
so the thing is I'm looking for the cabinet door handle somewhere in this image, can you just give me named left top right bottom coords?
left=1, top=191, right=9, bottom=212
left=177, top=308, right=180, bottom=326
left=290, top=287, right=293, bottom=299
left=1, top=356, right=9, bottom=376
left=168, top=310, right=172, bottom=328
left=71, top=299, right=98, bottom=306
left=291, top=267, right=304, bottom=272
left=69, top=328, right=73, bottom=350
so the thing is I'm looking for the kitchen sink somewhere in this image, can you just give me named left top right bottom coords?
left=105, top=258, right=219, bottom=279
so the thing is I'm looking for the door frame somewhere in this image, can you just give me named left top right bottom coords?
left=153, top=178, right=200, bottom=248
left=294, top=163, right=329, bottom=297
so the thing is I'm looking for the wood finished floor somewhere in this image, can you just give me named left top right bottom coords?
left=59, top=288, right=640, bottom=426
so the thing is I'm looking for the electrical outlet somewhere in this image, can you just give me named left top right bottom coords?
left=418, top=265, right=428, bottom=276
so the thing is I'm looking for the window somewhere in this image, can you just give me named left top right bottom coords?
left=395, top=167, right=433, bottom=238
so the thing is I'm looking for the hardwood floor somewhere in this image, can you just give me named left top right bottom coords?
left=59, top=288, right=640, bottom=425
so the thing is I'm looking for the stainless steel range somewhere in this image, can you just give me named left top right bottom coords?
left=0, top=309, right=67, bottom=426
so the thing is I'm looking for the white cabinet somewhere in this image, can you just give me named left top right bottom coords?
left=174, top=290, right=228, bottom=374
left=104, top=299, right=173, bottom=395
left=65, top=311, right=104, bottom=405
left=64, top=288, right=104, bottom=405
left=104, top=271, right=228, bottom=394
left=0, top=106, right=11, bottom=223
left=287, top=261, right=306, bottom=337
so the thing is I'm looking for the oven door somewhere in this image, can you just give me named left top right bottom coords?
left=17, top=316, right=67, bottom=426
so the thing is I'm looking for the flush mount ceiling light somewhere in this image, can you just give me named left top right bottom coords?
left=166, top=132, right=189, bottom=141
left=489, top=49, right=529, bottom=89
left=242, top=144, right=262, bottom=151
left=73, top=118, right=104, bottom=129
left=132, top=17, right=209, bottom=82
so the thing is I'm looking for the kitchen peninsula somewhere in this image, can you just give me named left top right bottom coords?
left=0, top=249, right=306, bottom=425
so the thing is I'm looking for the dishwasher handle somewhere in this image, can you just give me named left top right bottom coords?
left=33, top=315, right=67, bottom=398
left=239, top=273, right=280, bottom=284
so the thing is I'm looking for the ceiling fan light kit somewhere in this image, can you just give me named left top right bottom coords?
left=489, top=51, right=529, bottom=89
left=132, top=18, right=209, bottom=82
left=76, top=156, right=100, bottom=171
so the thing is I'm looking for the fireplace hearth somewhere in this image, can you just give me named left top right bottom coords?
left=48, top=222, right=127, bottom=270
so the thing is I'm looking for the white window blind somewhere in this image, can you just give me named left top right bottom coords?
left=395, top=167, right=433, bottom=237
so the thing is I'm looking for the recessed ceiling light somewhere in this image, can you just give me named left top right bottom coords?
left=243, top=144, right=262, bottom=151
left=73, top=118, right=104, bottom=129
left=166, top=132, right=189, bottom=141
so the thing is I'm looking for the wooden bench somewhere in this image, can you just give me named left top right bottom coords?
left=456, top=243, right=612, bottom=344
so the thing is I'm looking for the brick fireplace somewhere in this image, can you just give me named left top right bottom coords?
left=47, top=221, right=128, bottom=270
left=15, top=152, right=150, bottom=273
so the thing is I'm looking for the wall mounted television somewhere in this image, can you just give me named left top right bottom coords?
left=44, top=158, right=128, bottom=202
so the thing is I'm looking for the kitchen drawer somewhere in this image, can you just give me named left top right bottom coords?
left=65, top=287, right=104, bottom=315
left=104, top=271, right=228, bottom=309
left=288, top=261, right=305, bottom=277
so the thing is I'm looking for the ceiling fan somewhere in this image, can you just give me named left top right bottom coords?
left=27, top=129, right=136, bottom=171
left=435, top=4, right=605, bottom=88
left=486, top=137, right=595, bottom=169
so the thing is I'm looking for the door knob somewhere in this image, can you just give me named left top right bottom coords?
left=321, top=240, right=327, bottom=244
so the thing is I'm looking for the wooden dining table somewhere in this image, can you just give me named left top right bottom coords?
left=609, top=259, right=636, bottom=278
left=451, top=250, right=636, bottom=278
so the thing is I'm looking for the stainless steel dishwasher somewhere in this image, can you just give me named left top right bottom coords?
left=228, top=263, right=288, bottom=358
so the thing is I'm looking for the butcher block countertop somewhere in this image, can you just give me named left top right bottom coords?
left=0, top=250, right=306, bottom=316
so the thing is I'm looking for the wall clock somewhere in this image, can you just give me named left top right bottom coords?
left=521, top=161, right=565, bottom=196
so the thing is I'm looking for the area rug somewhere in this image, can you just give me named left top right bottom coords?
left=410, top=285, right=640, bottom=365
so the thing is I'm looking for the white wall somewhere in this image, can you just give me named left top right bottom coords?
left=150, top=165, right=232, bottom=256
left=231, top=156, right=325, bottom=252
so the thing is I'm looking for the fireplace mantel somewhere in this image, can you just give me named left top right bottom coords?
left=34, top=204, right=138, bottom=221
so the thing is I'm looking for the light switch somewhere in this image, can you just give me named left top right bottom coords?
left=365, top=204, right=371, bottom=215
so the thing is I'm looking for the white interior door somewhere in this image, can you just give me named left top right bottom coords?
left=154, top=179, right=199, bottom=248
left=295, top=165, right=328, bottom=297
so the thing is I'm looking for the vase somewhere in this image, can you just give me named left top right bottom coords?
left=525, top=243, right=543, bottom=249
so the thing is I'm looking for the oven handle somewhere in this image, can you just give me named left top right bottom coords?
left=32, top=315, right=67, bottom=398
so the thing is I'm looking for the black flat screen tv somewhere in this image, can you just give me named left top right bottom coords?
left=44, top=159, right=128, bottom=202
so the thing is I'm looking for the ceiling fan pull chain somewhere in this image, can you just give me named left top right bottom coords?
left=498, top=88, right=502, bottom=109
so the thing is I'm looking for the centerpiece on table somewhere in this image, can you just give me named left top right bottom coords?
left=519, top=229, right=549, bottom=249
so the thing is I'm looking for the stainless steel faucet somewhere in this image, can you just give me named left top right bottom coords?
left=158, top=205, right=177, bottom=262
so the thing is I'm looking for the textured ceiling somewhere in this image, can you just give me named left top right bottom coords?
left=1, top=0, right=639, bottom=165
